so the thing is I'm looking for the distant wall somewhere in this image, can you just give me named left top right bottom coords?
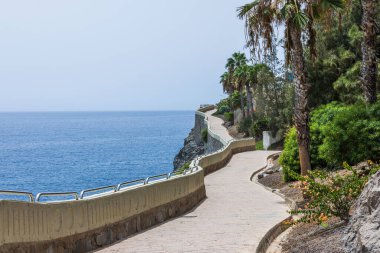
left=195, top=108, right=225, bottom=154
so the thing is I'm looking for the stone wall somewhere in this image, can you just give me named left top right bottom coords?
left=195, top=109, right=225, bottom=154
left=197, top=138, right=255, bottom=176
left=263, top=131, right=282, bottom=150
left=194, top=113, right=207, bottom=146
left=206, top=130, right=224, bottom=153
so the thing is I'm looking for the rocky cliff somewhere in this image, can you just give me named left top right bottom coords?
left=173, top=108, right=226, bottom=170
left=173, top=128, right=205, bottom=169
left=344, top=171, right=380, bottom=253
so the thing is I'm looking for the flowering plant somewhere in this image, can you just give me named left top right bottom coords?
left=289, top=162, right=379, bottom=226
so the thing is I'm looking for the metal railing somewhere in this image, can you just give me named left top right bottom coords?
left=144, top=173, right=170, bottom=185
left=0, top=167, right=201, bottom=203
left=116, top=178, right=145, bottom=191
left=0, top=190, right=34, bottom=202
left=80, top=185, right=117, bottom=199
left=36, top=192, right=79, bottom=202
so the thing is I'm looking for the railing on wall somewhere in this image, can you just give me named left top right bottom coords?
left=195, top=110, right=229, bottom=146
left=0, top=190, right=35, bottom=202
left=0, top=166, right=199, bottom=203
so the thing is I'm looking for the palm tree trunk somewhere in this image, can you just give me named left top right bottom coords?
left=245, top=83, right=253, bottom=116
left=290, top=26, right=312, bottom=176
left=361, top=0, right=377, bottom=103
left=239, top=88, right=246, bottom=119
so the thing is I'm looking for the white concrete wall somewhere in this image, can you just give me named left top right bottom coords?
left=263, top=131, right=282, bottom=150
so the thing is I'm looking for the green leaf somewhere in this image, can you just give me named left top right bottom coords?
left=293, top=12, right=309, bottom=28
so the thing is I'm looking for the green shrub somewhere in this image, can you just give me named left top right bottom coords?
left=280, top=128, right=300, bottom=182
left=318, top=103, right=380, bottom=166
left=216, top=99, right=231, bottom=114
left=290, top=163, right=380, bottom=224
left=280, top=101, right=380, bottom=181
left=224, top=112, right=234, bottom=123
left=255, top=140, right=264, bottom=150
left=238, top=117, right=252, bottom=136
left=250, top=117, right=269, bottom=138
left=201, top=128, right=208, bottom=143
left=176, top=162, right=190, bottom=173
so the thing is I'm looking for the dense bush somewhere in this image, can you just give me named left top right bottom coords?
left=217, top=105, right=230, bottom=114
left=280, top=128, right=301, bottom=181
left=250, top=116, right=269, bottom=138
left=290, top=163, right=380, bottom=224
left=238, top=117, right=252, bottom=136
left=216, top=92, right=241, bottom=115
left=216, top=99, right=231, bottom=114
left=318, top=103, right=380, bottom=166
left=280, top=102, right=380, bottom=181
left=224, top=112, right=234, bottom=123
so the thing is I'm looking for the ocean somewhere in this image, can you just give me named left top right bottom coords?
left=0, top=111, right=193, bottom=200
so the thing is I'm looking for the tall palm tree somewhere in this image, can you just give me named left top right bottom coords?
left=234, top=64, right=254, bottom=117
left=237, top=0, right=342, bottom=176
left=225, top=52, right=248, bottom=118
left=220, top=72, right=233, bottom=94
left=361, top=0, right=377, bottom=103
left=243, top=64, right=256, bottom=116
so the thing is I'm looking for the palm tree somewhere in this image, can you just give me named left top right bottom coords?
left=234, top=64, right=253, bottom=117
left=361, top=0, right=377, bottom=103
left=220, top=72, right=233, bottom=94
left=225, top=52, right=248, bottom=118
left=237, top=0, right=342, bottom=176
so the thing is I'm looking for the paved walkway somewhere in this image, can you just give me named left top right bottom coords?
left=205, top=109, right=234, bottom=143
left=95, top=151, right=289, bottom=253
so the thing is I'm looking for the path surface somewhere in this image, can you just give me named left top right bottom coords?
left=95, top=151, right=289, bottom=253
left=205, top=109, right=234, bottom=143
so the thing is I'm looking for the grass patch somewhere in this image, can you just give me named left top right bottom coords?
left=176, top=162, right=190, bottom=173
left=255, top=140, right=264, bottom=150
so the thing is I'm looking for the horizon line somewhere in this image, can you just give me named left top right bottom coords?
left=0, top=109, right=197, bottom=113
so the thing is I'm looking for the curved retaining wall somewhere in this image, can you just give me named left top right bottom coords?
left=0, top=107, right=255, bottom=253
left=194, top=109, right=226, bottom=154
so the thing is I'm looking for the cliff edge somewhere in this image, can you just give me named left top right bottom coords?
left=173, top=128, right=205, bottom=169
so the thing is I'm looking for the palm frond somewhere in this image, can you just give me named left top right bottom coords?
left=237, top=1, right=259, bottom=19
left=293, top=12, right=309, bottom=28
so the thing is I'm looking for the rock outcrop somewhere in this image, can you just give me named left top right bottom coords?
left=344, top=171, right=380, bottom=253
left=173, top=128, right=205, bottom=170
left=257, top=153, right=281, bottom=179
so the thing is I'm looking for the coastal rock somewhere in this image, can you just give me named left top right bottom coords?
left=257, top=154, right=281, bottom=180
left=344, top=171, right=380, bottom=253
left=173, top=128, right=205, bottom=170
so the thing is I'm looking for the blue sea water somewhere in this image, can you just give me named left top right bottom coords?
left=0, top=111, right=193, bottom=199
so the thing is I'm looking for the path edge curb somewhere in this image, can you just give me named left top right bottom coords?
left=251, top=152, right=296, bottom=253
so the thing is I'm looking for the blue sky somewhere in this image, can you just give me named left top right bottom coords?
left=0, top=0, right=249, bottom=111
